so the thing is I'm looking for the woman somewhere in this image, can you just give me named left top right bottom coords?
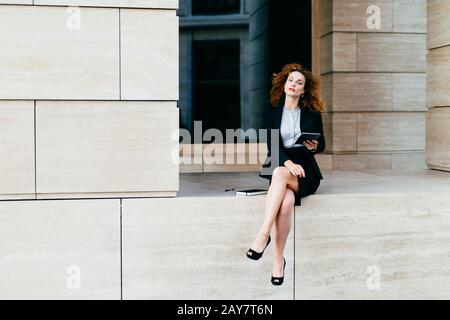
left=246, top=63, right=326, bottom=286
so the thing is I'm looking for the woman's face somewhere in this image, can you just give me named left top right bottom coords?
left=284, top=71, right=305, bottom=98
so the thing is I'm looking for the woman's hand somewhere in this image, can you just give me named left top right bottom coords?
left=303, top=139, right=318, bottom=152
left=284, top=160, right=306, bottom=177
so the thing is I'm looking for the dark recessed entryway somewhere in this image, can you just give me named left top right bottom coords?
left=192, top=39, right=241, bottom=139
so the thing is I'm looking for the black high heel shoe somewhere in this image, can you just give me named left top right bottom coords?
left=246, top=235, right=271, bottom=260
left=271, top=258, right=286, bottom=286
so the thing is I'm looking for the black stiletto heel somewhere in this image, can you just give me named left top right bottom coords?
left=246, top=235, right=271, bottom=260
left=271, top=258, right=286, bottom=286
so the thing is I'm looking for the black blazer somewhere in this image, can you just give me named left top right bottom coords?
left=259, top=105, right=325, bottom=180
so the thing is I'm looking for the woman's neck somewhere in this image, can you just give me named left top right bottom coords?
left=284, top=96, right=300, bottom=110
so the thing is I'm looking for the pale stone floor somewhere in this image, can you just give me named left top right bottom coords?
left=179, top=169, right=450, bottom=197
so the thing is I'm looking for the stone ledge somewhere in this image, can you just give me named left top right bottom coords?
left=296, top=190, right=450, bottom=299
left=178, top=169, right=450, bottom=198
left=9, top=0, right=180, bottom=9
left=179, top=143, right=426, bottom=172
left=36, top=191, right=177, bottom=200
left=0, top=193, right=35, bottom=200
left=179, top=143, right=333, bottom=172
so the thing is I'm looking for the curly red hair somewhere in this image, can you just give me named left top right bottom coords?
left=270, top=63, right=326, bottom=114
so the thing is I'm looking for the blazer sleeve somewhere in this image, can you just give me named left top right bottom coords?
left=309, top=112, right=325, bottom=155
left=263, top=110, right=290, bottom=167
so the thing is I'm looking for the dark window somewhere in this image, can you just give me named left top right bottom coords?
left=192, top=0, right=240, bottom=15
left=192, top=40, right=241, bottom=140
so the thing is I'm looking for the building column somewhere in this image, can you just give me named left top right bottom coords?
left=426, top=0, right=450, bottom=172
left=316, top=0, right=427, bottom=170
left=248, top=0, right=269, bottom=133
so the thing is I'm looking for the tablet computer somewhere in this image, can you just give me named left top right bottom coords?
left=294, top=132, right=321, bottom=144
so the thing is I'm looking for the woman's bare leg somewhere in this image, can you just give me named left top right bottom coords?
left=249, top=166, right=299, bottom=253
left=272, top=188, right=295, bottom=277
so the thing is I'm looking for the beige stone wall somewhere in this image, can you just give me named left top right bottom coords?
left=0, top=199, right=121, bottom=299
left=0, top=1, right=179, bottom=199
left=2, top=1, right=178, bottom=8
left=426, top=0, right=450, bottom=172
left=316, top=0, right=427, bottom=170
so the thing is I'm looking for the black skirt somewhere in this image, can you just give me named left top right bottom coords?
left=268, top=146, right=320, bottom=206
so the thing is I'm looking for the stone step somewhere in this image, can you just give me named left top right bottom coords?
left=122, top=191, right=450, bottom=299
left=296, top=192, right=450, bottom=299
left=179, top=143, right=427, bottom=173
left=2, top=188, right=449, bottom=299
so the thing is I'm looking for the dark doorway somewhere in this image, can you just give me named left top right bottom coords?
left=192, top=40, right=241, bottom=140
left=268, top=0, right=312, bottom=76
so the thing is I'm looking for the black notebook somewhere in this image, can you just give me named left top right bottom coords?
left=235, top=189, right=268, bottom=196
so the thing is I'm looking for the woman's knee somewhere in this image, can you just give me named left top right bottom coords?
left=272, top=166, right=290, bottom=182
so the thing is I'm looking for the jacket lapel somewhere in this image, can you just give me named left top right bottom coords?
left=274, top=106, right=283, bottom=129
left=300, top=107, right=308, bottom=130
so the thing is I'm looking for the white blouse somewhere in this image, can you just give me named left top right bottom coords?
left=280, top=106, right=303, bottom=148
